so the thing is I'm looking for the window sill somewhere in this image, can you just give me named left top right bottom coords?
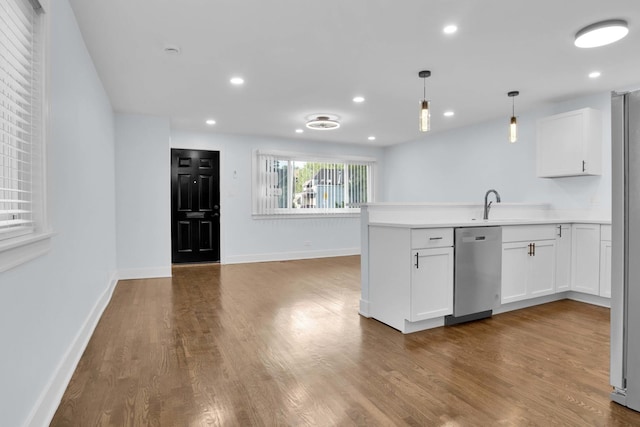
left=252, top=212, right=361, bottom=220
left=0, top=231, right=54, bottom=273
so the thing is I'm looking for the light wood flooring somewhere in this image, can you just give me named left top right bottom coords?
left=51, top=256, right=640, bottom=426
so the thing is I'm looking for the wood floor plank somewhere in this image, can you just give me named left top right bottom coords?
left=51, top=256, right=640, bottom=426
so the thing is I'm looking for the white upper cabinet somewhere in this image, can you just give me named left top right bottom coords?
left=536, top=108, right=602, bottom=178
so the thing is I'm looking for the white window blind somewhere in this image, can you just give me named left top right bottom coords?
left=0, top=0, right=41, bottom=240
left=254, top=151, right=374, bottom=216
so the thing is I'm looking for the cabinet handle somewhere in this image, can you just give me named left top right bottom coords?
left=533, top=242, right=536, bottom=256
left=582, top=160, right=586, bottom=172
left=557, top=225, right=562, bottom=238
left=527, top=243, right=532, bottom=256
left=429, top=237, right=443, bottom=240
left=415, top=252, right=419, bottom=269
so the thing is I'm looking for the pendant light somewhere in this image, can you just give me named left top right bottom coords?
left=418, top=70, right=431, bottom=132
left=508, top=91, right=519, bottom=143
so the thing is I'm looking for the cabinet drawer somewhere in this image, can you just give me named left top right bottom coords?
left=601, top=224, right=612, bottom=241
left=502, top=225, right=558, bottom=243
left=411, top=228, right=453, bottom=249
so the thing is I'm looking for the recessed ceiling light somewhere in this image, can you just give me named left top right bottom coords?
left=443, top=25, right=458, bottom=34
left=589, top=71, right=602, bottom=79
left=575, top=19, right=629, bottom=48
left=163, top=44, right=181, bottom=55
left=444, top=111, right=455, bottom=117
left=353, top=96, right=365, bottom=103
left=205, top=119, right=216, bottom=125
left=230, top=77, right=244, bottom=85
left=368, top=136, right=376, bottom=141
left=295, top=129, right=304, bottom=134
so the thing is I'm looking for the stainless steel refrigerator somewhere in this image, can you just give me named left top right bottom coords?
left=611, top=89, right=640, bottom=410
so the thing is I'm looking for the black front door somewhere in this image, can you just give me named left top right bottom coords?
left=171, top=149, right=220, bottom=263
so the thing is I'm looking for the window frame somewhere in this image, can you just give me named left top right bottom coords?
left=0, top=0, right=52, bottom=272
left=252, top=149, right=376, bottom=218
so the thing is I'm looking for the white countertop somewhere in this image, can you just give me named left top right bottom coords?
left=368, top=218, right=611, bottom=228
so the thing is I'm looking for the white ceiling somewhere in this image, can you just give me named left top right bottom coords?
left=68, top=0, right=640, bottom=147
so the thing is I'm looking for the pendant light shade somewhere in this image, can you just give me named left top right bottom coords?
left=508, top=91, right=519, bottom=143
left=419, top=70, right=431, bottom=132
left=420, top=100, right=430, bottom=132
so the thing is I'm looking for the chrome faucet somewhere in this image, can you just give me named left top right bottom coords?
left=483, top=189, right=501, bottom=220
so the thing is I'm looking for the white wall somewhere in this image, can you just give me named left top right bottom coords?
left=0, top=0, right=118, bottom=426
left=115, top=114, right=172, bottom=278
left=383, top=92, right=612, bottom=218
left=171, top=130, right=385, bottom=263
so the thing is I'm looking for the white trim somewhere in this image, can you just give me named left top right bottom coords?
left=117, top=266, right=172, bottom=280
left=359, top=299, right=371, bottom=317
left=566, top=291, right=611, bottom=308
left=24, top=271, right=119, bottom=427
left=0, top=232, right=53, bottom=272
left=494, top=293, right=567, bottom=315
left=223, top=247, right=359, bottom=265
left=252, top=212, right=360, bottom=220
left=255, top=149, right=377, bottom=164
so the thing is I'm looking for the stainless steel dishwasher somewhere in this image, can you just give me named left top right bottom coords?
left=445, top=226, right=502, bottom=325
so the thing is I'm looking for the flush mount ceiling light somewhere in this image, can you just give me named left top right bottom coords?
left=589, top=71, right=602, bottom=78
left=508, top=91, right=519, bottom=143
left=205, top=119, right=216, bottom=125
left=353, top=96, right=365, bottom=103
left=305, top=114, right=340, bottom=130
left=444, top=111, right=454, bottom=117
left=575, top=19, right=629, bottom=48
left=230, top=77, right=244, bottom=85
left=418, top=70, right=431, bottom=132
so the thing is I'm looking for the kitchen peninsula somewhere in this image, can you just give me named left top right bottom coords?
left=360, top=202, right=611, bottom=333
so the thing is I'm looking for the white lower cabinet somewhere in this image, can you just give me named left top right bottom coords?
left=600, top=225, right=612, bottom=298
left=501, top=225, right=557, bottom=304
left=555, top=224, right=572, bottom=292
left=410, top=247, right=454, bottom=321
left=368, top=226, right=453, bottom=332
left=502, top=240, right=556, bottom=304
left=571, top=224, right=601, bottom=295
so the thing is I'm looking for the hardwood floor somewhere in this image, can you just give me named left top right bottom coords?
left=51, top=256, right=640, bottom=426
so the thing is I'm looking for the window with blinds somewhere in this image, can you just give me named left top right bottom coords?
left=253, top=151, right=374, bottom=216
left=0, top=0, right=42, bottom=240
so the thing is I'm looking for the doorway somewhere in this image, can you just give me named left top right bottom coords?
left=171, top=149, right=220, bottom=263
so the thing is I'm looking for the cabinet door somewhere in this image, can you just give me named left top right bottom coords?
left=502, top=242, right=529, bottom=304
left=410, top=247, right=453, bottom=321
left=529, top=240, right=557, bottom=297
left=571, top=224, right=601, bottom=295
left=536, top=108, right=602, bottom=178
left=600, top=240, right=612, bottom=298
left=555, top=224, right=572, bottom=292
left=537, top=111, right=585, bottom=177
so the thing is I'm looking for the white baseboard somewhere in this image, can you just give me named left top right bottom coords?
left=359, top=299, right=371, bottom=317
left=117, top=266, right=172, bottom=280
left=494, top=293, right=567, bottom=315
left=223, top=248, right=360, bottom=265
left=24, top=271, right=119, bottom=427
left=567, top=291, right=611, bottom=308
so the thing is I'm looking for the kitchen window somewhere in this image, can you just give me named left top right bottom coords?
left=253, top=150, right=375, bottom=217
left=0, top=0, right=51, bottom=271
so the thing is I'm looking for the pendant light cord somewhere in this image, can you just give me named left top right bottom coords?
left=423, top=77, right=426, bottom=100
